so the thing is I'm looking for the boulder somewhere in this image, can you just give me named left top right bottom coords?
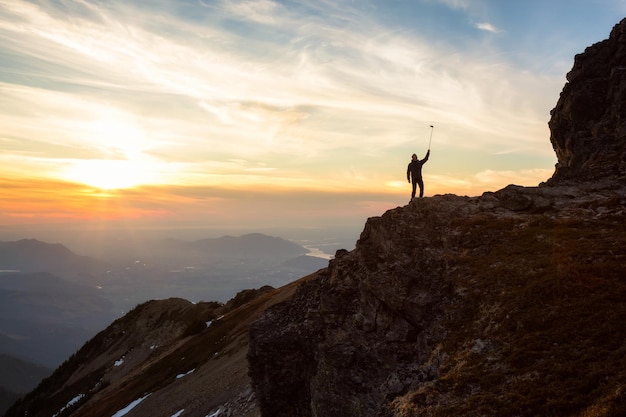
left=548, top=18, right=626, bottom=183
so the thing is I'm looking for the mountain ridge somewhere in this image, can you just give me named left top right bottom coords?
left=249, top=182, right=626, bottom=416
left=5, top=16, right=626, bottom=417
left=247, top=17, right=626, bottom=417
left=0, top=239, right=98, bottom=277
left=4, top=285, right=292, bottom=417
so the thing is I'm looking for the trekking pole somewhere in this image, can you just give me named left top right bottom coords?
left=428, top=125, right=434, bottom=150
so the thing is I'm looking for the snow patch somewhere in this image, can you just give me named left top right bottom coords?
left=176, top=369, right=195, bottom=379
left=171, top=409, right=185, bottom=417
left=206, top=407, right=223, bottom=417
left=111, top=393, right=151, bottom=417
left=52, top=394, right=84, bottom=417
left=114, top=358, right=124, bottom=367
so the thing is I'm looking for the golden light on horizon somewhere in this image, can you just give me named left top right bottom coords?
left=61, top=159, right=162, bottom=190
left=54, top=114, right=167, bottom=190
left=1, top=0, right=618, bottom=230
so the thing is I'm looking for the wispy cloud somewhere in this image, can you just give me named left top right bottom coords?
left=220, top=0, right=282, bottom=24
left=0, top=0, right=557, bottom=173
left=475, top=22, right=500, bottom=33
left=432, top=0, right=471, bottom=11
left=2, top=0, right=621, bottom=227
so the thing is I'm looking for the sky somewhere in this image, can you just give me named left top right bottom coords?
left=1, top=0, right=625, bottom=231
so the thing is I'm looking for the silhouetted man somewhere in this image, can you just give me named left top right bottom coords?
left=407, top=150, right=430, bottom=200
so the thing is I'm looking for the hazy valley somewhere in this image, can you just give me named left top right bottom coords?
left=0, top=228, right=358, bottom=414
left=3, top=15, right=626, bottom=417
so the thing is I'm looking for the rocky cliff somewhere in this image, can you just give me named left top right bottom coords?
left=248, top=18, right=626, bottom=417
left=6, top=17, right=626, bottom=417
left=4, top=289, right=279, bottom=417
left=548, top=17, right=626, bottom=183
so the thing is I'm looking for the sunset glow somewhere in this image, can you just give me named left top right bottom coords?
left=61, top=159, right=162, bottom=190
left=1, top=0, right=624, bottom=229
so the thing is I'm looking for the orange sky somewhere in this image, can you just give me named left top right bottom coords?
left=1, top=175, right=412, bottom=229
left=1, top=1, right=623, bottom=231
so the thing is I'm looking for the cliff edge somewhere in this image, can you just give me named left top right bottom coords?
left=548, top=18, right=626, bottom=183
left=6, top=17, right=626, bottom=417
left=248, top=18, right=626, bottom=417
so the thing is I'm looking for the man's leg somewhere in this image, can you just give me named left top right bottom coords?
left=418, top=178, right=424, bottom=198
left=411, top=181, right=417, bottom=199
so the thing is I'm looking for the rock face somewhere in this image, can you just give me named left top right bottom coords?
left=4, top=290, right=278, bottom=417
left=249, top=186, right=626, bottom=417
left=548, top=18, right=626, bottom=183
left=248, top=19, right=626, bottom=417
left=7, top=18, right=626, bottom=417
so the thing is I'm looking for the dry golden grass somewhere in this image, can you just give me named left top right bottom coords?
left=429, top=214, right=626, bottom=416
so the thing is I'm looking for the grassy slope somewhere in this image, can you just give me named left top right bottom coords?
left=391, top=213, right=626, bottom=416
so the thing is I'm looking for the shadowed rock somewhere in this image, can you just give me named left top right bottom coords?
left=248, top=18, right=626, bottom=417
left=548, top=18, right=626, bottom=184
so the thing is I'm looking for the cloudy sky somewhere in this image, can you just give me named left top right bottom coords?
left=1, top=0, right=624, bottom=230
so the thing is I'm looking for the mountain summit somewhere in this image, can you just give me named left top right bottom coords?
left=548, top=17, right=626, bottom=183
left=6, top=18, right=626, bottom=417
left=247, top=18, right=626, bottom=417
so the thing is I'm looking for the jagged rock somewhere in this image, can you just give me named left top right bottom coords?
left=248, top=18, right=626, bottom=417
left=548, top=17, right=626, bottom=183
left=7, top=17, right=626, bottom=417
left=3, top=289, right=275, bottom=417
left=249, top=182, right=626, bottom=417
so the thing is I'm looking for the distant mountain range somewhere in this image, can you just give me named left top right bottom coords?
left=0, top=234, right=328, bottom=307
left=0, top=233, right=314, bottom=271
left=0, top=232, right=331, bottom=410
left=188, top=233, right=310, bottom=260
left=6, top=18, right=626, bottom=417
left=138, top=232, right=312, bottom=266
left=0, top=239, right=99, bottom=278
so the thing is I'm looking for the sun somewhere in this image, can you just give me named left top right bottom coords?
left=58, top=115, right=165, bottom=190
left=63, top=159, right=161, bottom=190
